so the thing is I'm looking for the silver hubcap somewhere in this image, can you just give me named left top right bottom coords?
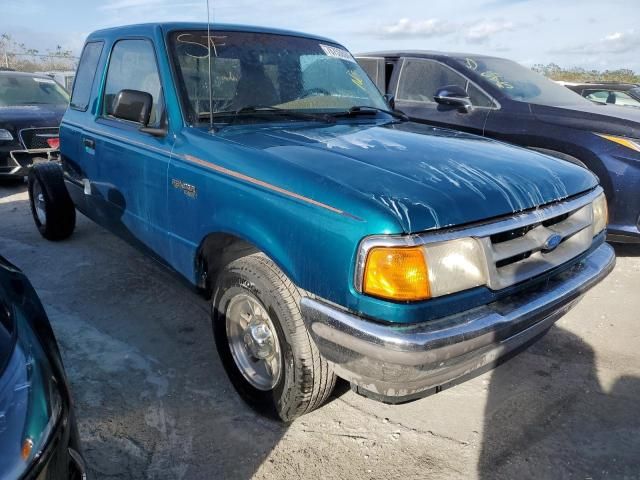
left=32, top=180, right=46, bottom=225
left=226, top=293, right=282, bottom=391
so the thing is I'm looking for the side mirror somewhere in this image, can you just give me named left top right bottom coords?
left=111, top=89, right=153, bottom=125
left=383, top=94, right=396, bottom=110
left=434, top=85, right=473, bottom=113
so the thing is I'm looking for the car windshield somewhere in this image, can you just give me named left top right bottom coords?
left=454, top=56, right=592, bottom=107
left=0, top=74, right=69, bottom=107
left=169, top=30, right=388, bottom=124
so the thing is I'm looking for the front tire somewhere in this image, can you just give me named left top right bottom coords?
left=212, top=253, right=336, bottom=422
left=28, top=163, right=76, bottom=241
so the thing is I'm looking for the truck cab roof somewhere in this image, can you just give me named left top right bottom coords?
left=87, top=22, right=337, bottom=44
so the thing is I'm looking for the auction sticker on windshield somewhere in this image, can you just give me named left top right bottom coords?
left=320, top=44, right=356, bottom=63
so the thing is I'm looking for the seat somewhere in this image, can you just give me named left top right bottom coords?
left=231, top=63, right=279, bottom=110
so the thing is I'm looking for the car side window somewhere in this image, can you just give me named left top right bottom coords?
left=397, top=58, right=495, bottom=108
left=70, top=42, right=104, bottom=111
left=103, top=39, right=164, bottom=126
left=357, top=57, right=385, bottom=92
left=584, top=89, right=640, bottom=107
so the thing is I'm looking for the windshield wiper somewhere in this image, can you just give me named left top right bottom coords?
left=206, top=106, right=334, bottom=126
left=329, top=106, right=408, bottom=121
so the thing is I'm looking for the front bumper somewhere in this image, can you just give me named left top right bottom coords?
left=0, top=150, right=59, bottom=178
left=602, top=152, right=640, bottom=243
left=301, top=243, right=616, bottom=402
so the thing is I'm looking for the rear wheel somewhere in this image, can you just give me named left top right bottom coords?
left=28, top=163, right=76, bottom=241
left=212, top=253, right=336, bottom=422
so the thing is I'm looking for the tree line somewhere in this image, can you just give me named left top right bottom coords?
left=0, top=33, right=77, bottom=72
left=532, top=63, right=640, bottom=84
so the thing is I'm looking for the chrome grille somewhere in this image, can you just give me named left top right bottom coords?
left=478, top=203, right=594, bottom=290
left=19, top=127, right=59, bottom=150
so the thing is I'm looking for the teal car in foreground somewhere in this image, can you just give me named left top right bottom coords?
left=28, top=23, right=614, bottom=420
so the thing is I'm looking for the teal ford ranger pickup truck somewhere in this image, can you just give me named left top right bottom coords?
left=28, top=23, right=615, bottom=421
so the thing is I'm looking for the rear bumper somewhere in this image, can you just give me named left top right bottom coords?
left=301, top=243, right=616, bottom=402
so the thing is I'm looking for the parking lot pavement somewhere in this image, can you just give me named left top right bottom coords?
left=1, top=181, right=639, bottom=480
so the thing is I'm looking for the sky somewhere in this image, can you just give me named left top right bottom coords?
left=2, top=0, right=639, bottom=71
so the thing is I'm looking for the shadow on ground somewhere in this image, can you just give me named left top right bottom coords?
left=479, top=326, right=640, bottom=479
left=613, top=242, right=640, bottom=258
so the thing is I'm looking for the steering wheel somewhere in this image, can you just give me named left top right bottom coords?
left=300, top=88, right=331, bottom=99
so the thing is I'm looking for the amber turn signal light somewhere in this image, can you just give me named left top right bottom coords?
left=21, top=438, right=34, bottom=461
left=363, top=246, right=430, bottom=301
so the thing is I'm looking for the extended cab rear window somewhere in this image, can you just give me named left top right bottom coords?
left=70, top=41, right=104, bottom=111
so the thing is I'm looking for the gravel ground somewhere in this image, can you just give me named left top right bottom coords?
left=1, top=181, right=639, bottom=480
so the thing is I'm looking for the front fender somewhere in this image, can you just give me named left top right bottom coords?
left=165, top=151, right=398, bottom=310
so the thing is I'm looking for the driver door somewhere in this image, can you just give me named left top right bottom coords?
left=90, top=38, right=173, bottom=260
left=394, top=57, right=495, bottom=135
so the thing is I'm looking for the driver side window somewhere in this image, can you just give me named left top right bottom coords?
left=103, top=39, right=164, bottom=126
left=397, top=58, right=495, bottom=108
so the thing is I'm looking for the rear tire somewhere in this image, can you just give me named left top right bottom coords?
left=212, top=253, right=336, bottom=422
left=28, top=163, right=76, bottom=241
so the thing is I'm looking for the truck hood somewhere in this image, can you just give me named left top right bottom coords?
left=531, top=101, right=640, bottom=138
left=219, top=121, right=598, bottom=233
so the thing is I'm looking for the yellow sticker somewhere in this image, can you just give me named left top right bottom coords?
left=348, top=70, right=366, bottom=91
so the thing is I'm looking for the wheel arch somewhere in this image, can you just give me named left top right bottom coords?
left=527, top=147, right=589, bottom=169
left=194, top=229, right=297, bottom=298
left=525, top=144, right=613, bottom=197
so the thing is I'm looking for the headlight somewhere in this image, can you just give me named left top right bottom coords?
left=0, top=308, right=62, bottom=478
left=359, top=237, right=488, bottom=301
left=0, top=129, right=14, bottom=141
left=422, top=237, right=488, bottom=297
left=592, top=192, right=608, bottom=235
left=596, top=133, right=640, bottom=153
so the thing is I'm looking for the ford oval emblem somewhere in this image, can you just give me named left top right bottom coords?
left=542, top=234, right=563, bottom=253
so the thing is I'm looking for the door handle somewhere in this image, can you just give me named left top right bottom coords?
left=83, top=138, right=95, bottom=149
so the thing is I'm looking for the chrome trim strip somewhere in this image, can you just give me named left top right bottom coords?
left=354, top=187, right=603, bottom=292
left=68, top=447, right=88, bottom=480
left=10, top=148, right=57, bottom=156
left=178, top=153, right=362, bottom=220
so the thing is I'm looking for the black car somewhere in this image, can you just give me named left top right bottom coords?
left=0, top=256, right=85, bottom=479
left=356, top=52, right=640, bottom=243
left=0, top=72, right=69, bottom=179
left=560, top=81, right=640, bottom=108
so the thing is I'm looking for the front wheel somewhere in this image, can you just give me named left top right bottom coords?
left=28, top=163, right=76, bottom=241
left=212, top=253, right=336, bottom=422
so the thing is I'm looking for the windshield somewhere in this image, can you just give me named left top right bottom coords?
left=169, top=30, right=388, bottom=124
left=455, top=56, right=592, bottom=107
left=0, top=74, right=69, bottom=107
